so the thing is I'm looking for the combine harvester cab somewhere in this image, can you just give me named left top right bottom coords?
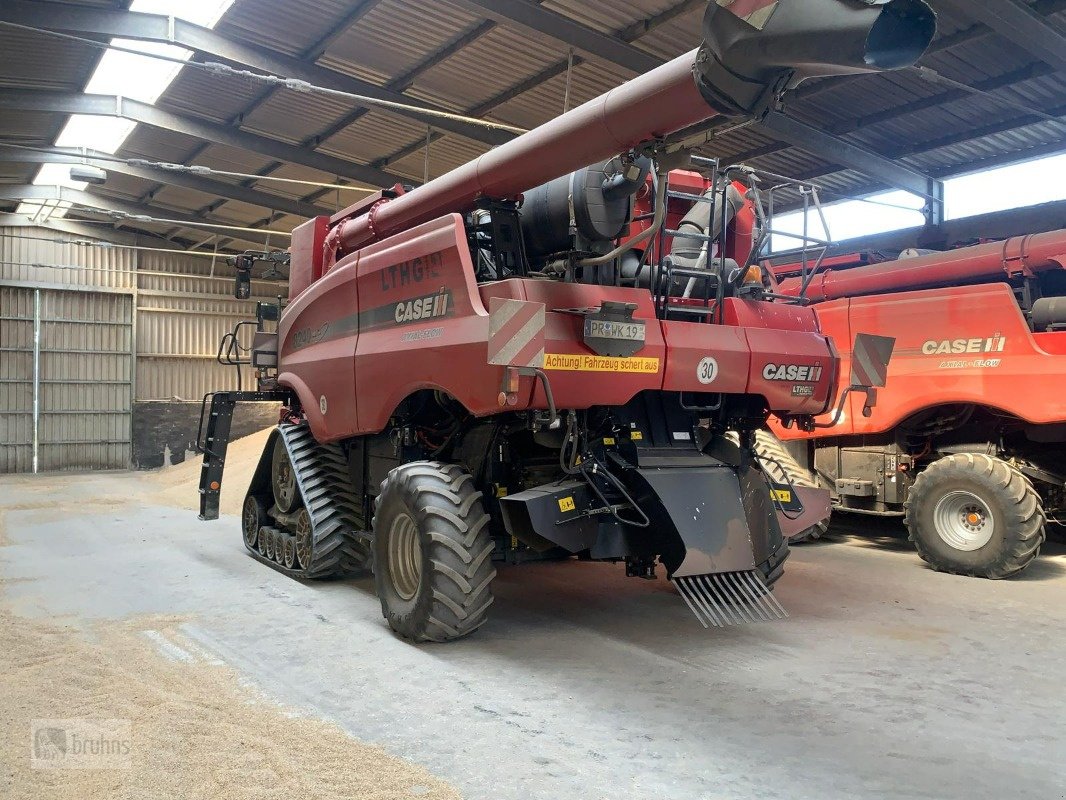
left=197, top=0, right=935, bottom=639
left=767, top=231, right=1066, bottom=578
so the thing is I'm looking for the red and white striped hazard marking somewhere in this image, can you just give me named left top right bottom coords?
left=488, top=298, right=546, bottom=368
left=850, top=333, right=895, bottom=388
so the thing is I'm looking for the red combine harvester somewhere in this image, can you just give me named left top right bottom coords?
left=768, top=231, right=1066, bottom=578
left=197, top=0, right=934, bottom=640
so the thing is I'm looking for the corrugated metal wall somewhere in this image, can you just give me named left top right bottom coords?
left=0, top=286, right=34, bottom=472
left=38, top=289, right=134, bottom=471
left=0, top=227, right=288, bottom=472
left=0, top=286, right=133, bottom=471
left=135, top=250, right=284, bottom=400
left=0, top=230, right=136, bottom=290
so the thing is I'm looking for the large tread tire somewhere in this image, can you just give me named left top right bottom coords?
left=904, top=453, right=1045, bottom=579
left=373, top=462, right=495, bottom=643
left=750, top=428, right=829, bottom=544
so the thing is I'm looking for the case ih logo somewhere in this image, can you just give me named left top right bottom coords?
left=921, top=336, right=1006, bottom=355
left=394, top=288, right=450, bottom=324
left=762, top=364, right=823, bottom=382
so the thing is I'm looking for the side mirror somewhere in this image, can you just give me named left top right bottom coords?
left=257, top=301, right=280, bottom=323
left=234, top=271, right=251, bottom=300
left=231, top=254, right=255, bottom=300
left=815, top=333, right=895, bottom=428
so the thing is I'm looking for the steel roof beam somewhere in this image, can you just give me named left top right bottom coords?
left=0, top=146, right=331, bottom=218
left=372, top=51, right=591, bottom=171
left=323, top=0, right=696, bottom=184
left=449, top=0, right=660, bottom=74
left=303, top=0, right=382, bottom=63
left=759, top=111, right=942, bottom=201
left=728, top=58, right=1060, bottom=167
left=941, top=0, right=1066, bottom=73
left=829, top=62, right=1051, bottom=135
left=136, top=3, right=388, bottom=222
left=0, top=89, right=403, bottom=188
left=203, top=15, right=501, bottom=220
left=371, top=2, right=712, bottom=172
left=0, top=0, right=511, bottom=147
left=313, top=20, right=500, bottom=149
left=0, top=185, right=283, bottom=250
left=770, top=111, right=1066, bottom=216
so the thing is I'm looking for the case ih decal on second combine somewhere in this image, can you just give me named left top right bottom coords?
left=766, top=231, right=1066, bottom=579
left=196, top=0, right=935, bottom=640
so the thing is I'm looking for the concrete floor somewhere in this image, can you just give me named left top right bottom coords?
left=3, top=470, right=1065, bottom=799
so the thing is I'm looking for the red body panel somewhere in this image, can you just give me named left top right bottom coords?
left=279, top=216, right=837, bottom=443
left=773, top=283, right=1066, bottom=443
left=776, top=230, right=1066, bottom=302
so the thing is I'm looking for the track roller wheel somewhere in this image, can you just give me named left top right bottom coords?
left=373, top=461, right=495, bottom=642
left=750, top=428, right=828, bottom=544
left=282, top=533, right=297, bottom=569
left=274, top=532, right=289, bottom=565
left=257, top=526, right=270, bottom=558
left=905, top=453, right=1045, bottom=578
left=271, top=436, right=300, bottom=513
left=242, top=495, right=267, bottom=551
left=267, top=527, right=279, bottom=561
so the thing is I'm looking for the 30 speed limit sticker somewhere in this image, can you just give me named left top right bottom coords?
left=696, top=357, right=719, bottom=385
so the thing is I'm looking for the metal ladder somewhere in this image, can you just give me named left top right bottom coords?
left=653, top=179, right=722, bottom=323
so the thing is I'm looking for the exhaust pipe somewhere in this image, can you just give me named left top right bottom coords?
left=697, top=0, right=937, bottom=115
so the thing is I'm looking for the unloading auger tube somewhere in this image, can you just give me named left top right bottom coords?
left=197, top=0, right=935, bottom=641
left=324, top=0, right=937, bottom=258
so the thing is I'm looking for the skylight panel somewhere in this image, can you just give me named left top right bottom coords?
left=131, top=0, right=235, bottom=29
left=21, top=0, right=235, bottom=224
left=83, top=40, right=190, bottom=106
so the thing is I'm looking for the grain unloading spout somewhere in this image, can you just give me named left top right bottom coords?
left=697, top=0, right=937, bottom=115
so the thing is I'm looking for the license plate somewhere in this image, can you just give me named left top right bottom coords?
left=585, top=319, right=645, bottom=342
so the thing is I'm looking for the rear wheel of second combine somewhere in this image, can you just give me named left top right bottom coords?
left=905, top=453, right=1045, bottom=578
left=372, top=461, right=495, bottom=642
left=750, top=428, right=828, bottom=544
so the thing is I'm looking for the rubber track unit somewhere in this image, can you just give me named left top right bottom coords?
left=750, top=429, right=828, bottom=544
left=243, top=423, right=371, bottom=579
left=905, top=453, right=1045, bottom=579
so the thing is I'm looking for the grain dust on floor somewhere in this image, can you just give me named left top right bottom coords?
left=1, top=430, right=461, bottom=799
left=0, top=607, right=460, bottom=800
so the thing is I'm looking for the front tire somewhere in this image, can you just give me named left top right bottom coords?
left=905, top=453, right=1045, bottom=578
left=373, top=462, right=495, bottom=642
